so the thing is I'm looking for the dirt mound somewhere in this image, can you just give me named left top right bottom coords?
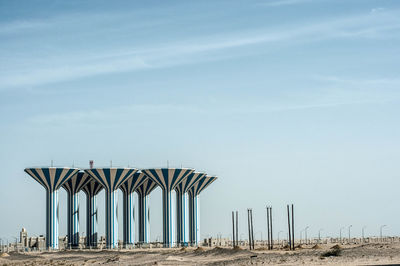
left=331, top=244, right=342, bottom=250
left=312, top=244, right=322, bottom=249
left=1, top=253, right=9, bottom=257
left=194, top=247, right=205, bottom=253
left=204, top=246, right=251, bottom=256
left=180, top=247, right=187, bottom=252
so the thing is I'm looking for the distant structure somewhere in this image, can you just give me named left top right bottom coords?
left=120, top=171, right=147, bottom=247
left=24, top=167, right=79, bottom=249
left=175, top=172, right=206, bottom=246
left=135, top=177, right=158, bottom=244
left=81, top=179, right=103, bottom=247
left=141, top=168, right=194, bottom=247
left=85, top=168, right=137, bottom=249
left=24, top=163, right=217, bottom=250
left=62, top=171, right=91, bottom=248
left=189, top=175, right=218, bottom=245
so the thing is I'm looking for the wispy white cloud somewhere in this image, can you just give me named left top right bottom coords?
left=26, top=75, right=400, bottom=126
left=259, top=0, right=316, bottom=7
left=1, top=9, right=400, bottom=90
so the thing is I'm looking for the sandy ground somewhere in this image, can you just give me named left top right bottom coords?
left=1, top=242, right=400, bottom=265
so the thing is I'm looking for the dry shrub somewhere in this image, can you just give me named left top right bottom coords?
left=321, top=248, right=341, bottom=257
left=331, top=244, right=342, bottom=250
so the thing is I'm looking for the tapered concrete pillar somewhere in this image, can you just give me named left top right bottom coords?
left=188, top=175, right=217, bottom=246
left=120, top=171, right=147, bottom=247
left=175, top=172, right=205, bottom=246
left=136, top=178, right=158, bottom=244
left=85, top=168, right=138, bottom=249
left=81, top=179, right=104, bottom=248
left=24, top=167, right=79, bottom=250
left=62, top=171, right=91, bottom=248
left=142, top=168, right=194, bottom=247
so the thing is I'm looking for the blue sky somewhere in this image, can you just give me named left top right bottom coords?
left=1, top=0, right=400, bottom=243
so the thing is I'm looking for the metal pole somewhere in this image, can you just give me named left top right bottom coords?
left=236, top=211, right=239, bottom=247
left=266, top=206, right=270, bottom=249
left=291, top=204, right=294, bottom=250
left=380, top=225, right=387, bottom=242
left=287, top=205, right=291, bottom=250
left=340, top=227, right=344, bottom=243
left=250, top=209, right=255, bottom=250
left=232, top=211, right=235, bottom=247
left=305, top=226, right=309, bottom=245
left=348, top=225, right=352, bottom=244
left=270, top=207, right=273, bottom=249
left=317, top=228, right=323, bottom=244
left=362, top=226, right=366, bottom=242
left=247, top=209, right=251, bottom=250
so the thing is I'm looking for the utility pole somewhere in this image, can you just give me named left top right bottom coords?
left=291, top=204, right=294, bottom=250
left=362, top=226, right=366, bottom=243
left=287, top=205, right=291, bottom=250
left=247, top=209, right=254, bottom=250
left=236, top=211, right=239, bottom=247
left=380, top=225, right=387, bottom=242
left=305, top=226, right=309, bottom=245
left=340, top=227, right=345, bottom=243
left=318, top=229, right=323, bottom=243
left=232, top=211, right=235, bottom=247
left=266, top=206, right=270, bottom=249
left=348, top=225, right=352, bottom=244
left=270, top=206, right=273, bottom=249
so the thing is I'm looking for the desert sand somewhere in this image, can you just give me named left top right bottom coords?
left=1, top=242, right=400, bottom=265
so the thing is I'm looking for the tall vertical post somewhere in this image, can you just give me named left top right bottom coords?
left=247, top=209, right=251, bottom=250
left=291, top=204, right=294, bottom=250
left=236, top=211, right=239, bottom=247
left=270, top=207, right=273, bottom=250
left=266, top=206, right=270, bottom=249
left=287, top=205, right=291, bottom=250
left=232, top=211, right=235, bottom=247
left=250, top=209, right=255, bottom=250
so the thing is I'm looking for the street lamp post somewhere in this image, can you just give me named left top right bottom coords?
left=340, top=227, right=345, bottom=243
left=305, top=226, right=309, bottom=245
left=348, top=225, right=352, bottom=244
left=380, top=225, right=387, bottom=242
left=278, top=231, right=283, bottom=246
left=300, top=230, right=304, bottom=244
left=318, top=229, right=323, bottom=243
left=362, top=226, right=367, bottom=242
